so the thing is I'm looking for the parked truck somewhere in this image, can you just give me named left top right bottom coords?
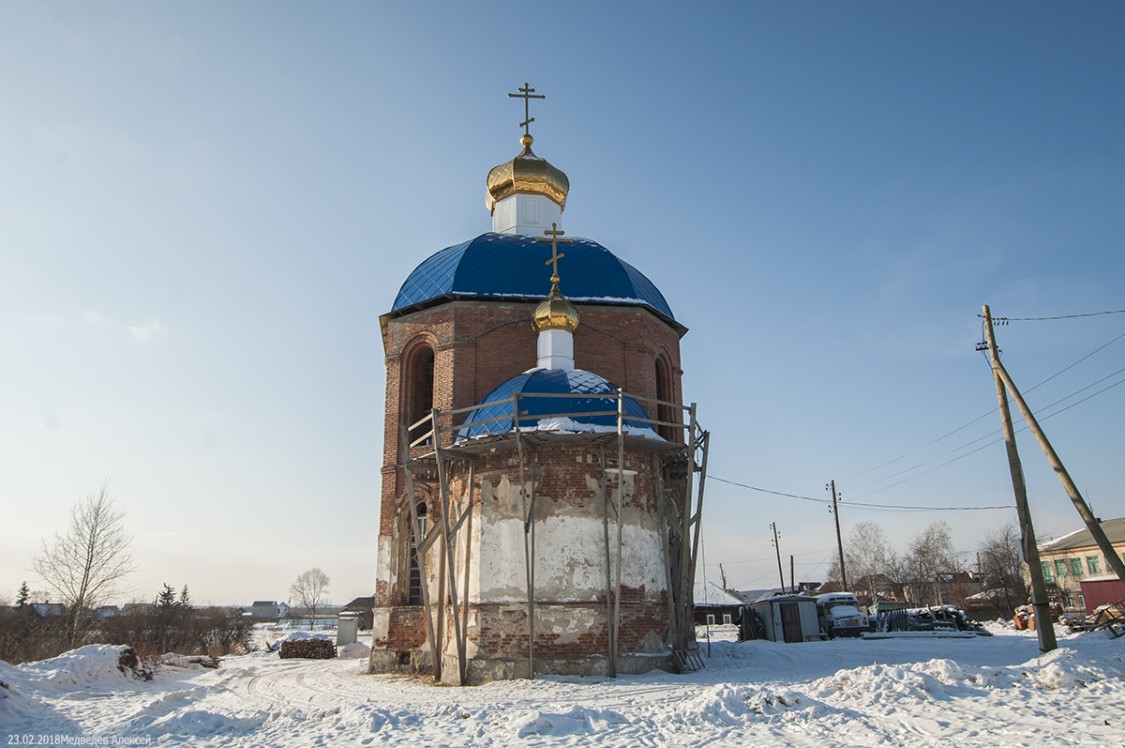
left=815, top=592, right=869, bottom=638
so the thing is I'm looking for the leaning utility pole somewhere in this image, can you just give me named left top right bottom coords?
left=771, top=522, right=786, bottom=593
left=984, top=305, right=1125, bottom=589
left=981, top=305, right=1056, bottom=652
left=828, top=480, right=848, bottom=590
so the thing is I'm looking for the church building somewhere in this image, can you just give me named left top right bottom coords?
left=369, top=86, right=709, bottom=685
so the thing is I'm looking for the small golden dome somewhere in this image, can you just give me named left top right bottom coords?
left=486, top=135, right=570, bottom=214
left=532, top=281, right=580, bottom=333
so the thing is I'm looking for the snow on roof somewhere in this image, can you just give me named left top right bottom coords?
left=458, top=369, right=662, bottom=441
left=1039, top=517, right=1125, bottom=552
left=1080, top=574, right=1125, bottom=584
left=965, top=588, right=1010, bottom=601
left=693, top=581, right=745, bottom=608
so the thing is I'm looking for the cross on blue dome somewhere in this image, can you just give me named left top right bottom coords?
left=391, top=233, right=675, bottom=321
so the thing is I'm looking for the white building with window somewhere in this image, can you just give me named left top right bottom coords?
left=1036, top=517, right=1125, bottom=610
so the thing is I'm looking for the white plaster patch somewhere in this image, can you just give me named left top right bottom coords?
left=371, top=609, right=391, bottom=640
left=474, top=514, right=667, bottom=602
left=532, top=515, right=608, bottom=598
left=375, top=538, right=392, bottom=585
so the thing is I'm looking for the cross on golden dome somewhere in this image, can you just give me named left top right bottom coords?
left=533, top=223, right=578, bottom=333
left=508, top=82, right=545, bottom=138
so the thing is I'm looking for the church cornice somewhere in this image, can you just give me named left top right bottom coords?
left=382, top=296, right=687, bottom=338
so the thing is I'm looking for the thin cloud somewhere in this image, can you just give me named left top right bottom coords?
left=83, top=310, right=107, bottom=326
left=128, top=318, right=167, bottom=342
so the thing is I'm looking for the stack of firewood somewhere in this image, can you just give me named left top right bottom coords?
left=279, top=638, right=337, bottom=659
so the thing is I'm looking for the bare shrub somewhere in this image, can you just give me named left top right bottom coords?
left=98, top=605, right=253, bottom=660
left=0, top=607, right=73, bottom=664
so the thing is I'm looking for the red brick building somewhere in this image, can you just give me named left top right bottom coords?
left=368, top=101, right=706, bottom=684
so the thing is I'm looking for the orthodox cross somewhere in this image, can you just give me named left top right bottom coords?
left=538, top=223, right=572, bottom=282
left=508, top=82, right=545, bottom=137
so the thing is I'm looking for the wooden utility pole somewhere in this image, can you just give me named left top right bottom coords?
left=981, top=305, right=1056, bottom=653
left=789, top=554, right=795, bottom=593
left=828, top=479, right=848, bottom=590
left=771, top=522, right=786, bottom=593
left=719, top=563, right=728, bottom=591
left=984, top=306, right=1125, bottom=589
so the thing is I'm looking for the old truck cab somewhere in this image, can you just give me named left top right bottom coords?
left=815, top=592, right=868, bottom=638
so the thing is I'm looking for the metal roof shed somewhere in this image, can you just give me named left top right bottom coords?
left=750, top=595, right=820, bottom=643
left=1079, top=575, right=1125, bottom=614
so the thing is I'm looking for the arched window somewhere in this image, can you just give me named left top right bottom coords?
left=404, top=343, right=435, bottom=432
left=655, top=356, right=676, bottom=441
left=407, top=501, right=428, bottom=605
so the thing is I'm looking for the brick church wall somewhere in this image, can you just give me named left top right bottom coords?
left=372, top=297, right=688, bottom=679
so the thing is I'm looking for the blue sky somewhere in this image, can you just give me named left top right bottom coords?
left=2, top=2, right=1123, bottom=605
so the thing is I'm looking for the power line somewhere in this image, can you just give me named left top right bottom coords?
left=1023, top=329, right=1125, bottom=392
left=1036, top=372, right=1125, bottom=421
left=985, top=309, right=1125, bottom=322
left=846, top=409, right=995, bottom=482
left=848, top=329, right=1125, bottom=484
left=710, top=318, right=1124, bottom=520
left=709, top=475, right=1012, bottom=512
left=711, top=368, right=1125, bottom=511
left=850, top=326, right=1125, bottom=491
left=855, top=364, right=1125, bottom=492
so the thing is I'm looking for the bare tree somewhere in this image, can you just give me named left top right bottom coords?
left=290, top=568, right=330, bottom=625
left=977, top=524, right=1027, bottom=614
left=900, top=521, right=959, bottom=606
left=33, top=485, right=134, bottom=645
left=835, top=522, right=896, bottom=605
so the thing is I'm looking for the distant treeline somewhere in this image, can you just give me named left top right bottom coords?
left=1, top=584, right=253, bottom=664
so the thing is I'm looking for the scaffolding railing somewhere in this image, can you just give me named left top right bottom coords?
left=394, top=389, right=708, bottom=684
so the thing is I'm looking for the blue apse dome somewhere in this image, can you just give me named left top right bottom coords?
left=391, top=233, right=675, bottom=321
left=458, top=368, right=659, bottom=440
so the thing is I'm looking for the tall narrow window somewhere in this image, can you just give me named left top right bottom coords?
left=404, top=344, right=435, bottom=433
left=407, top=502, right=428, bottom=605
left=655, top=357, right=676, bottom=441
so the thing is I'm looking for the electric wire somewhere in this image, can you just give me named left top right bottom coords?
left=846, top=329, right=1125, bottom=485
left=857, top=370, right=1125, bottom=498
left=858, top=365, right=1125, bottom=494
left=709, top=475, right=1012, bottom=512
left=849, top=326, right=1125, bottom=491
left=709, top=317, right=1125, bottom=578
left=985, top=309, right=1125, bottom=322
left=711, top=367, right=1125, bottom=511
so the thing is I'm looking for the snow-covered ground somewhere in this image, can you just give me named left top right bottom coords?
left=3, top=623, right=1123, bottom=746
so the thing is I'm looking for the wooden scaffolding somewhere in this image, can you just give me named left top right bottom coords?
left=393, top=389, right=709, bottom=685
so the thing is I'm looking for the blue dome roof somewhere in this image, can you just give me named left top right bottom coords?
left=458, top=368, right=657, bottom=440
left=392, top=233, right=674, bottom=320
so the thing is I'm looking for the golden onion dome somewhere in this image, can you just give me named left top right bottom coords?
left=486, top=134, right=570, bottom=214
left=532, top=281, right=580, bottom=333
